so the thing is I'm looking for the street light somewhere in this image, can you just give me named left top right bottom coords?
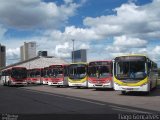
left=72, top=39, right=75, bottom=63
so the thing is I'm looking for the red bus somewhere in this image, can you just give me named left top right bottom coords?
left=48, top=64, right=68, bottom=87
left=28, top=68, right=43, bottom=84
left=1, top=67, right=27, bottom=86
left=27, top=69, right=32, bottom=84
left=42, top=67, right=50, bottom=85
left=88, top=61, right=113, bottom=89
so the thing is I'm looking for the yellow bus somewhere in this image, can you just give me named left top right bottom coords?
left=68, top=62, right=88, bottom=88
left=113, top=54, right=158, bottom=94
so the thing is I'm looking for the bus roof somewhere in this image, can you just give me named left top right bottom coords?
left=89, top=60, right=112, bottom=63
left=114, top=54, right=147, bottom=58
left=70, top=62, right=87, bottom=65
left=49, top=64, right=68, bottom=67
left=11, top=66, right=26, bottom=69
left=31, top=68, right=43, bottom=70
left=114, top=54, right=157, bottom=64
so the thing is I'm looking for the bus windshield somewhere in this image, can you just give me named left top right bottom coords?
left=11, top=68, right=27, bottom=79
left=35, top=70, right=41, bottom=76
left=69, top=64, right=87, bottom=79
left=115, top=57, right=147, bottom=81
left=43, top=69, right=49, bottom=78
left=88, top=66, right=111, bottom=78
left=50, top=68, right=63, bottom=78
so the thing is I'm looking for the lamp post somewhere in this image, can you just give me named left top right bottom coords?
left=72, top=39, right=75, bottom=63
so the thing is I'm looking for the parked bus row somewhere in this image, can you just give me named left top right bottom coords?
left=0, top=54, right=158, bottom=94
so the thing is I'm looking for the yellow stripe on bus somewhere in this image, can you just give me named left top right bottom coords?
left=114, top=77, right=148, bottom=86
left=68, top=77, right=87, bottom=83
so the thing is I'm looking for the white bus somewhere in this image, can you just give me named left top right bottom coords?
left=113, top=54, right=158, bottom=94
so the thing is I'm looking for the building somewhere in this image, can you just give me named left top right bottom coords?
left=38, top=51, right=48, bottom=57
left=0, top=56, right=69, bottom=71
left=20, top=42, right=36, bottom=61
left=0, top=44, right=6, bottom=68
left=72, top=49, right=87, bottom=63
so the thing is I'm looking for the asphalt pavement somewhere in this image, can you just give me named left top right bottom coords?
left=0, top=84, right=160, bottom=120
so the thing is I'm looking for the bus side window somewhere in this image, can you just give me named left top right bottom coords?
left=148, top=61, right=152, bottom=75
left=148, top=62, right=151, bottom=70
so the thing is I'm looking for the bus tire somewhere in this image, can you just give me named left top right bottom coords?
left=144, top=91, right=150, bottom=95
left=77, top=86, right=81, bottom=89
left=121, top=91, right=126, bottom=95
left=96, top=88, right=101, bottom=90
left=150, top=82, right=152, bottom=91
left=2, top=81, right=6, bottom=86
left=8, top=81, right=10, bottom=86
left=155, top=79, right=158, bottom=89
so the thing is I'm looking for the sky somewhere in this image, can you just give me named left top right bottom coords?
left=0, top=0, right=160, bottom=66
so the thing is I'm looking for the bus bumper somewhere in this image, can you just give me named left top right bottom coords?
left=48, top=81, right=64, bottom=86
left=88, top=81, right=113, bottom=88
left=94, top=82, right=113, bottom=88
left=11, top=82, right=27, bottom=86
left=114, top=83, right=149, bottom=92
left=68, top=81, right=87, bottom=87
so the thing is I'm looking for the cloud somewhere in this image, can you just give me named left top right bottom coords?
left=0, top=0, right=80, bottom=29
left=79, top=43, right=90, bottom=49
left=6, top=48, right=20, bottom=58
left=83, top=0, right=160, bottom=39
left=55, top=42, right=71, bottom=58
left=105, top=46, right=127, bottom=53
left=6, top=48, right=20, bottom=65
left=63, top=26, right=101, bottom=41
left=113, top=35, right=147, bottom=48
left=148, top=46, right=160, bottom=63
left=0, top=24, right=7, bottom=38
left=105, top=35, right=147, bottom=55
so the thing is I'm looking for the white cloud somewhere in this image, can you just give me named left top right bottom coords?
left=83, top=0, right=160, bottom=39
left=113, top=35, right=147, bottom=48
left=137, top=48, right=147, bottom=54
left=105, top=46, right=127, bottom=53
left=79, top=43, right=90, bottom=49
left=55, top=42, right=71, bottom=58
left=147, top=46, right=160, bottom=63
left=6, top=48, right=20, bottom=58
left=63, top=26, right=101, bottom=41
left=0, top=0, right=80, bottom=29
left=152, top=46, right=160, bottom=54
left=6, top=48, right=20, bottom=65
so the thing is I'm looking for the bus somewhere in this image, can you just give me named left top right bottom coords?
left=68, top=63, right=88, bottom=88
left=28, top=68, right=42, bottom=84
left=88, top=61, right=113, bottom=89
left=1, top=67, right=27, bottom=86
left=48, top=65, right=68, bottom=87
left=42, top=67, right=50, bottom=85
left=113, top=54, right=158, bottom=94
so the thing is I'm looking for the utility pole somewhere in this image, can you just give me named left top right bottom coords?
left=72, top=39, right=75, bottom=63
